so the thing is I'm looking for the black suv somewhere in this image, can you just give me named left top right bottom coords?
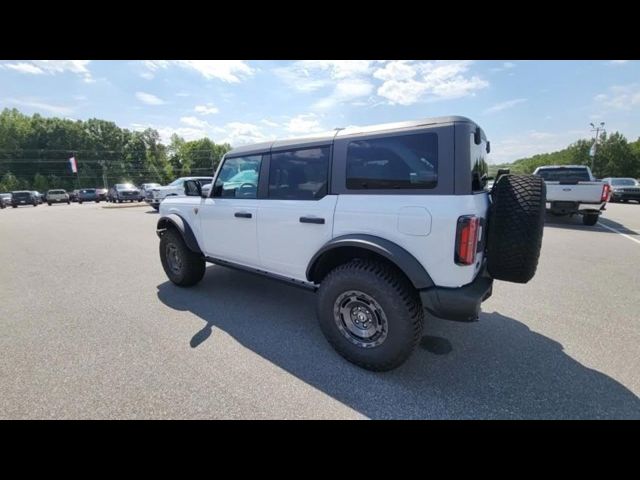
left=11, top=191, right=38, bottom=207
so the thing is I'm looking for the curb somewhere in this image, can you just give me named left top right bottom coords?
left=102, top=203, right=151, bottom=209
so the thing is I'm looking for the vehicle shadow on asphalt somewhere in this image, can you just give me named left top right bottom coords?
left=156, top=267, right=640, bottom=419
left=544, top=212, right=638, bottom=235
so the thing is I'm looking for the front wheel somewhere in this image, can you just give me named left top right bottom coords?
left=583, top=214, right=599, bottom=226
left=159, top=229, right=206, bottom=287
left=317, top=259, right=424, bottom=371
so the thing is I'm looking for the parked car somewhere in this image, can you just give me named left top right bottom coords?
left=139, top=183, right=161, bottom=201
left=145, top=177, right=213, bottom=210
left=69, top=190, right=80, bottom=202
left=78, top=188, right=100, bottom=203
left=31, top=191, right=44, bottom=204
left=601, top=177, right=640, bottom=203
left=95, top=188, right=108, bottom=201
left=0, top=193, right=11, bottom=208
left=533, top=165, right=608, bottom=226
left=108, top=183, right=141, bottom=203
left=156, top=116, right=546, bottom=371
left=11, top=190, right=38, bottom=207
left=46, top=189, right=70, bottom=205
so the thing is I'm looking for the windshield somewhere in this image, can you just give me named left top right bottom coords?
left=0, top=193, right=10, bottom=198
left=81, top=189, right=96, bottom=193
left=168, top=179, right=184, bottom=187
left=115, top=184, right=135, bottom=189
left=536, top=167, right=590, bottom=182
left=13, top=192, right=31, bottom=198
left=611, top=178, right=638, bottom=186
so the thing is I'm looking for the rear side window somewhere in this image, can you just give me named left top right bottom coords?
left=346, top=133, right=437, bottom=190
left=536, top=168, right=590, bottom=182
left=269, top=147, right=330, bottom=200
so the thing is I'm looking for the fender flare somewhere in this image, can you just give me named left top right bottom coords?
left=306, top=234, right=434, bottom=289
left=156, top=214, right=202, bottom=255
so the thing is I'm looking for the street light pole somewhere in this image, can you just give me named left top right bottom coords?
left=589, top=122, right=605, bottom=173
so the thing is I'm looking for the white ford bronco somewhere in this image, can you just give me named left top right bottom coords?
left=157, top=116, right=546, bottom=371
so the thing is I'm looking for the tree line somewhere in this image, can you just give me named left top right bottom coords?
left=489, top=132, right=640, bottom=179
left=0, top=108, right=231, bottom=192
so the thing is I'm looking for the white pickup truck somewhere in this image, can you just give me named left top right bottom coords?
left=533, top=165, right=609, bottom=226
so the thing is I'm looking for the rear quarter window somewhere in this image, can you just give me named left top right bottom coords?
left=346, top=132, right=438, bottom=190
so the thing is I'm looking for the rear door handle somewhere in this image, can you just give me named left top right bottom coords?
left=300, top=216, right=325, bottom=224
left=235, top=212, right=252, bottom=219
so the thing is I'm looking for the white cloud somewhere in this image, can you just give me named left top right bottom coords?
left=217, top=122, right=274, bottom=146
left=490, top=61, right=517, bottom=73
left=140, top=71, right=154, bottom=80
left=284, top=114, right=324, bottom=134
left=142, top=60, right=254, bottom=83
left=484, top=98, right=527, bottom=114
left=180, top=116, right=209, bottom=128
left=275, top=60, right=374, bottom=93
left=1, top=60, right=93, bottom=82
left=4, top=97, right=73, bottom=115
left=135, top=91, right=166, bottom=105
left=374, top=61, right=488, bottom=105
left=594, top=84, right=640, bottom=110
left=194, top=104, right=219, bottom=115
left=313, top=79, right=374, bottom=110
left=261, top=119, right=279, bottom=127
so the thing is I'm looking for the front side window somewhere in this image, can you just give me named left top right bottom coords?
left=269, top=147, right=330, bottom=200
left=213, top=155, right=262, bottom=199
left=346, top=132, right=438, bottom=190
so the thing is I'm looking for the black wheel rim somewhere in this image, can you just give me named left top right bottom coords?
left=333, top=290, right=388, bottom=348
left=165, top=243, right=183, bottom=275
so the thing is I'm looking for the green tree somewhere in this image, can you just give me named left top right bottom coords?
left=33, top=173, right=49, bottom=192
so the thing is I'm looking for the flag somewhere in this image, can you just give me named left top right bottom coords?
left=69, top=156, right=78, bottom=173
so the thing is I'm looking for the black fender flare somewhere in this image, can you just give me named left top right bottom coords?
left=306, top=234, right=434, bottom=289
left=156, top=214, right=202, bottom=255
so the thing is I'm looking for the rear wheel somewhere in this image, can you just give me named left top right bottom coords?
left=317, top=259, right=423, bottom=371
left=159, top=229, right=206, bottom=287
left=47, top=202, right=51, bottom=206
left=582, top=213, right=599, bottom=226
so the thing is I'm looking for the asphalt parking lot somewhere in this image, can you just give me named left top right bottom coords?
left=1, top=201, right=639, bottom=419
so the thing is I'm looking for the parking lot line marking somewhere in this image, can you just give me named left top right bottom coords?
left=598, top=221, right=640, bottom=245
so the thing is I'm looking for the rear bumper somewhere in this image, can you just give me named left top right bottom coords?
left=546, top=201, right=606, bottom=214
left=419, top=267, right=493, bottom=322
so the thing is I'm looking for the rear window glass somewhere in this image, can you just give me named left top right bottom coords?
left=536, top=168, right=590, bottom=182
left=346, top=132, right=437, bottom=190
left=49, top=190, right=66, bottom=194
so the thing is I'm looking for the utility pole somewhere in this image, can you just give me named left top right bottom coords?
left=589, top=122, right=605, bottom=173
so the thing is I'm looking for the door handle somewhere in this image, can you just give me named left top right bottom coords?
left=234, top=212, right=252, bottom=219
left=300, top=216, right=325, bottom=224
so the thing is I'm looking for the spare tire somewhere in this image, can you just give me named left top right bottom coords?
left=486, top=174, right=546, bottom=283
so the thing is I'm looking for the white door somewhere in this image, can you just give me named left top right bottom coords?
left=257, top=146, right=336, bottom=281
left=198, top=155, right=263, bottom=267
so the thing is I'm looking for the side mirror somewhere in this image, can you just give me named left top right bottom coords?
left=486, top=141, right=491, bottom=154
left=201, top=183, right=212, bottom=198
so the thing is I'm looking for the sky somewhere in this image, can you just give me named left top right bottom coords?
left=0, top=60, right=638, bottom=164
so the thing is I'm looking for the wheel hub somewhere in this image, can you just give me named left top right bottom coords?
left=333, top=290, right=388, bottom=348
left=166, top=243, right=183, bottom=274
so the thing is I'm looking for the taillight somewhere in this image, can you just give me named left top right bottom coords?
left=601, top=184, right=610, bottom=202
left=455, top=216, right=480, bottom=266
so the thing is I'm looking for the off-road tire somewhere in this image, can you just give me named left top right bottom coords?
left=487, top=174, right=546, bottom=284
left=159, top=228, right=206, bottom=287
left=317, top=259, right=424, bottom=371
